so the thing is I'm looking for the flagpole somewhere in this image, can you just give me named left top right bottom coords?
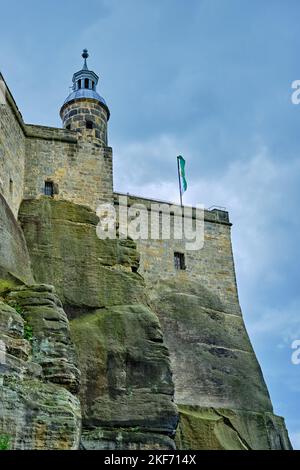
left=177, top=156, right=183, bottom=207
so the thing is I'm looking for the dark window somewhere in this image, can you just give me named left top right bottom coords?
left=92, top=81, right=95, bottom=90
left=66, top=124, right=71, bottom=130
left=86, top=120, right=93, bottom=129
left=78, top=80, right=81, bottom=90
left=174, top=252, right=185, bottom=270
left=44, top=181, right=54, bottom=197
left=84, top=78, right=89, bottom=89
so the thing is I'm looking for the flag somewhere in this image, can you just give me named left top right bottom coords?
left=177, top=155, right=187, bottom=193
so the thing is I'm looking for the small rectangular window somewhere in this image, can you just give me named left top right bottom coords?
left=174, top=252, right=185, bottom=270
left=44, top=181, right=54, bottom=197
left=85, top=78, right=89, bottom=89
left=86, top=120, right=93, bottom=129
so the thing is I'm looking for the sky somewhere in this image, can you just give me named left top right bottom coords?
left=0, top=0, right=299, bottom=449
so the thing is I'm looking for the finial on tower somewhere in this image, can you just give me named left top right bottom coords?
left=82, top=49, right=89, bottom=70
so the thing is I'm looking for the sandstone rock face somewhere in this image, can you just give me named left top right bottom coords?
left=5, top=285, right=80, bottom=394
left=19, top=198, right=178, bottom=450
left=72, top=306, right=177, bottom=450
left=19, top=198, right=144, bottom=309
left=0, top=286, right=81, bottom=450
left=81, top=429, right=176, bottom=451
left=0, top=193, right=33, bottom=285
left=149, top=278, right=292, bottom=450
left=150, top=278, right=272, bottom=412
left=175, top=406, right=291, bottom=450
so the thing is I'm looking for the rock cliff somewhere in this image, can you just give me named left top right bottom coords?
left=0, top=194, right=292, bottom=449
left=148, top=279, right=291, bottom=449
left=0, top=189, right=81, bottom=449
left=17, top=197, right=178, bottom=449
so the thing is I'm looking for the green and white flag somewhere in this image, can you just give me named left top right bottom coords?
left=177, top=155, right=187, bottom=193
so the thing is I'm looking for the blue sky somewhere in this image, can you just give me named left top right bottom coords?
left=1, top=0, right=299, bottom=449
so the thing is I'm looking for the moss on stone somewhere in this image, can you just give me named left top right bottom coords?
left=19, top=198, right=144, bottom=308
left=0, top=279, right=18, bottom=295
left=175, top=405, right=292, bottom=450
left=70, top=305, right=177, bottom=436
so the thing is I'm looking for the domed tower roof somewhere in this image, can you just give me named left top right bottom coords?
left=60, top=49, right=110, bottom=120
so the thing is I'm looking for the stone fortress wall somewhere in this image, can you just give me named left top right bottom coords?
left=0, top=74, right=114, bottom=214
left=0, top=74, right=26, bottom=217
left=114, top=193, right=241, bottom=316
left=24, top=124, right=113, bottom=209
left=0, top=70, right=241, bottom=317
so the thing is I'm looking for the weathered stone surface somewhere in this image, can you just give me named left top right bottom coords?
left=121, top=193, right=241, bottom=316
left=20, top=198, right=178, bottom=449
left=24, top=125, right=113, bottom=210
left=175, top=406, right=292, bottom=450
left=81, top=429, right=176, bottom=450
left=19, top=198, right=145, bottom=309
left=0, top=377, right=81, bottom=450
left=71, top=306, right=178, bottom=434
left=60, top=98, right=109, bottom=145
left=0, top=193, right=33, bottom=285
left=0, top=87, right=26, bottom=217
left=149, top=278, right=291, bottom=449
left=0, top=301, right=24, bottom=339
left=0, top=196, right=81, bottom=449
left=6, top=284, right=80, bottom=394
left=0, top=287, right=81, bottom=450
left=150, top=278, right=272, bottom=412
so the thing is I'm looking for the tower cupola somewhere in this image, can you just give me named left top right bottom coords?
left=60, top=50, right=110, bottom=145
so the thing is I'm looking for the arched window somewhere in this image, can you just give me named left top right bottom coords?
left=78, top=80, right=82, bottom=90
left=44, top=181, right=54, bottom=197
left=84, top=78, right=89, bottom=89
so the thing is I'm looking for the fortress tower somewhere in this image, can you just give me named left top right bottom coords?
left=20, top=51, right=114, bottom=210
left=60, top=49, right=110, bottom=145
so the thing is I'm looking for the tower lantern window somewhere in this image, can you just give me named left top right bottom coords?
left=84, top=78, right=89, bottom=89
left=78, top=80, right=81, bottom=90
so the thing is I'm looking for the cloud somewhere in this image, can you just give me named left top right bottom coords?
left=248, top=300, right=300, bottom=343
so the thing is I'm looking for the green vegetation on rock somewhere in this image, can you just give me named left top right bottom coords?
left=0, top=435, right=10, bottom=450
left=8, top=302, right=34, bottom=342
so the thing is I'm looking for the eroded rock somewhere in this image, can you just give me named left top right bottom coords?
left=19, top=198, right=179, bottom=449
left=0, top=287, right=81, bottom=450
